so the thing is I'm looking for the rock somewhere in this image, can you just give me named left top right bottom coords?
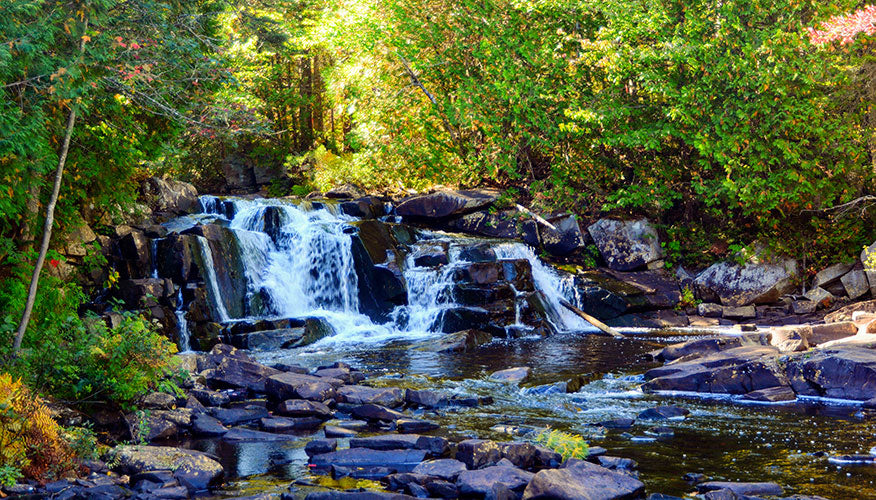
left=599, top=418, right=635, bottom=429
left=109, top=445, right=223, bottom=492
left=697, top=303, right=723, bottom=318
left=824, top=299, right=876, bottom=322
left=337, top=386, right=404, bottom=408
left=444, top=209, right=527, bottom=240
left=350, top=434, right=421, bottom=451
left=324, top=425, right=359, bottom=438
left=522, top=458, right=645, bottom=500
left=305, top=492, right=418, bottom=500
left=722, top=305, right=756, bottom=320
left=770, top=325, right=810, bottom=352
left=597, top=456, right=638, bottom=471
left=190, top=388, right=230, bottom=407
left=222, top=428, right=300, bottom=442
left=741, top=386, right=796, bottom=402
left=655, top=337, right=744, bottom=362
left=397, top=418, right=440, bottom=434
left=457, top=465, right=534, bottom=496
left=587, top=219, right=663, bottom=271
left=694, top=257, right=798, bottom=307
left=803, top=287, right=834, bottom=308
left=412, top=459, right=468, bottom=480
left=64, top=222, right=98, bottom=257
left=607, top=310, right=689, bottom=328
left=117, top=278, right=171, bottom=308
left=325, top=183, right=366, bottom=199
left=209, top=406, right=269, bottom=426
left=405, top=389, right=451, bottom=408
left=260, top=416, right=322, bottom=432
left=539, top=214, right=586, bottom=257
left=842, top=268, right=871, bottom=300
left=637, top=406, right=689, bottom=420
left=499, top=442, right=538, bottom=469
left=265, top=372, right=343, bottom=402
left=351, top=404, right=407, bottom=422
left=277, top=399, right=333, bottom=419
left=310, top=448, right=427, bottom=472
left=305, top=439, right=338, bottom=457
left=396, top=189, right=498, bottom=219
left=191, top=414, right=228, bottom=437
left=786, top=347, right=876, bottom=400
left=792, top=300, right=818, bottom=314
left=697, top=481, right=783, bottom=496
left=424, top=329, right=492, bottom=353
left=350, top=220, right=408, bottom=322
left=813, top=262, right=855, bottom=288
left=206, top=357, right=281, bottom=393
left=314, top=367, right=365, bottom=384
left=490, top=367, right=531, bottom=383
left=141, top=177, right=199, bottom=215
left=141, top=392, right=177, bottom=410
left=456, top=439, right=502, bottom=470
left=810, top=322, right=858, bottom=344
left=643, top=345, right=787, bottom=395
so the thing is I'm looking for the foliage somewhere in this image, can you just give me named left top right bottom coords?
left=677, top=286, right=699, bottom=310
left=864, top=245, right=876, bottom=270
left=808, top=5, right=876, bottom=45
left=0, top=464, right=22, bottom=488
left=532, top=427, right=589, bottom=461
left=0, top=373, right=75, bottom=481
left=62, top=424, right=103, bottom=461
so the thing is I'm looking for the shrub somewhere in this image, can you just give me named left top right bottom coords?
left=0, top=374, right=75, bottom=481
left=532, top=428, right=589, bottom=461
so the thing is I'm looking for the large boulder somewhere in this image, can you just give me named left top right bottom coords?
left=205, top=357, right=281, bottom=393
left=786, top=347, right=876, bottom=400
left=396, top=189, right=498, bottom=219
left=642, top=345, right=788, bottom=395
left=350, top=220, right=408, bottom=322
left=587, top=219, right=663, bottom=271
left=141, top=177, right=198, bottom=215
left=457, top=465, right=534, bottom=496
left=694, top=256, right=798, bottom=307
left=522, top=458, right=645, bottom=500
left=109, top=445, right=223, bottom=492
left=118, top=230, right=152, bottom=279
left=538, top=214, right=586, bottom=257
left=444, top=209, right=537, bottom=241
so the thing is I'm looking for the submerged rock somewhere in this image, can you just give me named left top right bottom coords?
left=490, top=367, right=531, bottom=383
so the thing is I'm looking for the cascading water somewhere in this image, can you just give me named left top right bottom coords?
left=188, top=195, right=594, bottom=346
left=175, top=288, right=191, bottom=352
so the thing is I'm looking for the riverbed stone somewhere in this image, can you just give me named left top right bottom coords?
left=697, top=481, right=783, bottom=496
left=424, top=329, right=492, bottom=353
left=266, top=372, right=344, bottom=401
left=522, top=458, right=645, bottom=500
left=457, top=465, right=534, bottom=496
left=397, top=418, right=440, bottom=434
left=351, top=403, right=406, bottom=422
left=655, top=337, right=744, bottom=362
left=191, top=414, right=228, bottom=437
left=695, top=257, right=798, bottom=307
left=260, top=416, right=322, bottom=432
left=456, top=439, right=502, bottom=470
left=499, top=442, right=538, bottom=469
left=305, top=439, right=338, bottom=457
left=637, top=406, right=689, bottom=420
left=490, top=366, right=531, bottom=383
left=190, top=388, right=230, bottom=407
left=206, top=357, right=281, bottom=393
left=324, top=425, right=359, bottom=438
left=109, top=445, right=223, bottom=492
left=337, top=386, right=404, bottom=408
left=405, top=389, right=451, bottom=408
left=412, top=459, right=468, bottom=480
left=310, top=448, right=428, bottom=472
left=222, top=428, right=300, bottom=442
left=209, top=406, right=268, bottom=426
left=786, top=346, right=876, bottom=400
left=277, top=399, right=333, bottom=419
left=587, top=219, right=663, bottom=271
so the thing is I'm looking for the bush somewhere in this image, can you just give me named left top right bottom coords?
left=532, top=428, right=589, bottom=461
left=0, top=373, right=75, bottom=482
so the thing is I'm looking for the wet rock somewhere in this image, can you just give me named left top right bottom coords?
left=499, top=442, right=538, bottom=469
left=206, top=357, right=281, bottom=393
left=260, top=416, right=322, bottom=432
left=457, top=465, right=535, bottom=496
left=119, top=230, right=152, bottom=279
left=412, top=459, right=468, bottom=481
left=456, top=439, right=502, bottom=469
left=310, top=448, right=427, bottom=472
left=314, top=367, right=365, bottom=384
left=643, top=345, right=787, bottom=395
left=607, top=310, right=689, bottom=329
left=539, top=214, right=586, bottom=257
left=325, top=425, right=360, bottom=438
left=277, top=399, right=333, bottom=419
left=305, top=492, right=418, bottom=500
left=118, top=278, right=171, bottom=308
left=694, top=257, right=798, bottom=307
left=434, top=307, right=493, bottom=334
left=222, top=428, right=300, bottom=442
left=722, top=305, right=756, bottom=320
left=395, top=418, right=437, bottom=433
left=396, top=189, right=498, bottom=219
left=647, top=495, right=685, bottom=500
left=332, top=465, right=396, bottom=480
left=523, top=382, right=569, bottom=395
left=696, top=481, right=783, bottom=496
left=191, top=414, right=228, bottom=437
left=209, top=406, right=269, bottom=426
left=490, top=366, right=531, bottom=383
left=190, top=388, right=230, bottom=407
left=337, top=386, right=405, bottom=407
left=305, top=439, right=338, bottom=457
left=638, top=406, right=689, bottom=420
left=655, top=337, right=743, bottom=362
left=405, top=389, right=451, bottom=408
left=597, top=456, right=638, bottom=471
left=645, top=426, right=674, bottom=437
left=352, top=403, right=407, bottom=422
left=266, top=372, right=344, bottom=402
left=109, top=445, right=223, bottom=492
left=425, top=329, right=493, bottom=353
left=350, top=220, right=408, bottom=322
left=742, top=385, right=796, bottom=402
left=522, top=458, right=645, bottom=500
left=587, top=219, right=663, bottom=271
left=533, top=445, right=563, bottom=469
left=457, top=243, right=498, bottom=263
left=786, top=346, right=876, bottom=400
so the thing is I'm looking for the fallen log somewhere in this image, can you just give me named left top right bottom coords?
left=560, top=299, right=625, bottom=338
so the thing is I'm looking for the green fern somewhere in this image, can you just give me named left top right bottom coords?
left=532, top=428, right=589, bottom=461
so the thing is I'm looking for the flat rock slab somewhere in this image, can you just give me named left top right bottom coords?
left=325, top=425, right=360, bottom=438
left=397, top=418, right=439, bottom=433
left=787, top=346, right=876, bottom=400
left=305, top=439, right=338, bottom=457
left=457, top=465, right=534, bottom=495
left=351, top=404, right=407, bottom=422
left=522, top=458, right=645, bottom=500
left=643, top=346, right=786, bottom=395
left=412, top=459, right=468, bottom=481
left=490, top=367, right=531, bottom=383
left=277, top=399, right=333, bottom=419
left=637, top=406, right=689, bottom=420
left=266, top=372, right=344, bottom=401
left=337, top=385, right=404, bottom=407
left=260, top=416, right=322, bottom=432
left=191, top=414, right=228, bottom=437
left=456, top=439, right=502, bottom=469
left=305, top=491, right=418, bottom=500
left=697, top=481, right=783, bottom=496
left=209, top=407, right=268, bottom=426
left=109, top=445, right=223, bottom=492
left=310, top=448, right=427, bottom=472
left=222, top=428, right=300, bottom=442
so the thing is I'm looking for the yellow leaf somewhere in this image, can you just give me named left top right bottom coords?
left=81, top=35, right=91, bottom=43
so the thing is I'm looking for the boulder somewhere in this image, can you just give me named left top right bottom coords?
left=444, top=209, right=528, bottom=240
left=696, top=481, right=783, bottom=496
left=140, top=392, right=177, bottom=410
left=422, top=329, right=492, bottom=353
left=587, top=219, right=663, bottom=271
left=396, top=189, right=498, bottom=219
left=741, top=386, right=796, bottom=402
left=786, top=347, right=876, bottom=400
left=350, top=220, right=408, bottom=322
left=206, top=357, right=281, bottom=393
left=694, top=257, right=798, bottom=307
left=456, top=439, right=502, bottom=470
left=490, top=367, right=531, bottom=383
left=824, top=299, right=876, bottom=322
left=637, top=406, right=689, bottom=420
left=396, top=418, right=440, bottom=434
left=643, top=345, right=787, bottom=395
left=522, top=458, right=645, bottom=500
left=539, top=214, right=586, bottom=257
left=325, top=183, right=366, bottom=199
left=265, top=372, right=344, bottom=402
left=222, top=428, right=300, bottom=442
left=809, top=322, right=858, bottom=344
left=310, top=448, right=427, bottom=472
left=305, top=439, right=338, bottom=457
left=109, top=445, right=223, bottom=492
left=412, top=459, right=468, bottom=481
left=655, top=337, right=743, bottom=362
left=277, top=399, right=333, bottom=419
left=840, top=267, right=869, bottom=300
left=499, top=442, right=538, bottom=469
left=697, top=303, right=723, bottom=318
left=405, top=389, right=451, bottom=408
left=64, top=222, right=98, bottom=257
left=722, top=305, right=756, bottom=320
left=141, top=177, right=198, bottom=215
left=803, top=287, right=834, bottom=308
left=351, top=404, right=407, bottom=422
left=118, top=278, right=171, bottom=309
left=209, top=406, right=269, bottom=426
left=191, top=414, right=227, bottom=437
left=260, top=416, right=322, bottom=432
left=457, top=465, right=534, bottom=496
left=813, top=262, right=855, bottom=288
left=336, top=386, right=404, bottom=408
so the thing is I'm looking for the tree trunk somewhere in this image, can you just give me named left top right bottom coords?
left=14, top=106, right=77, bottom=352
left=298, top=55, right=313, bottom=151
left=312, top=54, right=324, bottom=139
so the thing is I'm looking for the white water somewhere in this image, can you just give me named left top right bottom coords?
left=194, top=235, right=231, bottom=323
left=192, top=196, right=595, bottom=346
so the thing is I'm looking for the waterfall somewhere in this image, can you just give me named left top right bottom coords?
left=175, top=288, right=191, bottom=352
left=180, top=196, right=596, bottom=347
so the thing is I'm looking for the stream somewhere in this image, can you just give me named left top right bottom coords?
left=161, top=197, right=876, bottom=499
